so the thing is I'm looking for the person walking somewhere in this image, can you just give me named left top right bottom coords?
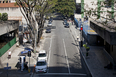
left=72, top=20, right=74, bottom=25
left=8, top=50, right=11, bottom=59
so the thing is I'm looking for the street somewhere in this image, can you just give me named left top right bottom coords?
left=33, top=15, right=88, bottom=77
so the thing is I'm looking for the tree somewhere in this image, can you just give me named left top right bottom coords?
left=2, top=13, right=8, bottom=21
left=54, top=0, right=76, bottom=18
left=15, top=0, right=38, bottom=52
left=35, top=0, right=57, bottom=23
left=16, top=0, right=57, bottom=52
left=34, top=0, right=57, bottom=42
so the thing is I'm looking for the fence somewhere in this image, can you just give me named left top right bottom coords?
left=0, top=37, right=16, bottom=57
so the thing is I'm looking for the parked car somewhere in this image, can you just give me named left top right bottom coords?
left=46, top=28, right=51, bottom=33
left=49, top=17, right=53, bottom=22
left=64, top=23, right=69, bottom=28
left=37, top=50, right=47, bottom=61
left=35, top=59, right=47, bottom=73
left=47, top=21, right=52, bottom=27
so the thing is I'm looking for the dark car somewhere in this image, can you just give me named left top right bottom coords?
left=64, top=23, right=69, bottom=28
left=46, top=28, right=51, bottom=33
left=49, top=17, right=53, bottom=22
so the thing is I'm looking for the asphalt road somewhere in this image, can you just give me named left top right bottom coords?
left=33, top=15, right=88, bottom=77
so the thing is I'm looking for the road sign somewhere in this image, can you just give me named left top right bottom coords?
left=4, top=67, right=11, bottom=70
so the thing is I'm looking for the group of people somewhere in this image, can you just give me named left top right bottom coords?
left=67, top=18, right=74, bottom=25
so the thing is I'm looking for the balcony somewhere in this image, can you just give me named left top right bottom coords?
left=90, top=19, right=116, bottom=45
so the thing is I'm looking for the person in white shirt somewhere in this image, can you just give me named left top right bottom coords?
left=8, top=50, right=11, bottom=59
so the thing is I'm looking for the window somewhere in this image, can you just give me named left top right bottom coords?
left=76, top=3, right=81, bottom=14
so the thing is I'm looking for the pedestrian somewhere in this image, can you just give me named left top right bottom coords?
left=77, top=36, right=79, bottom=41
left=24, top=62, right=28, bottom=70
left=72, top=20, right=74, bottom=25
left=8, top=50, right=11, bottom=59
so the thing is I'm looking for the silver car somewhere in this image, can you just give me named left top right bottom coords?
left=35, top=59, right=47, bottom=73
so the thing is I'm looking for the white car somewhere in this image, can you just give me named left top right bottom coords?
left=35, top=60, right=47, bottom=73
left=47, top=22, right=52, bottom=27
left=37, top=50, right=47, bottom=61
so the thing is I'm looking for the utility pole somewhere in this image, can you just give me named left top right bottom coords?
left=80, top=25, right=83, bottom=47
left=80, top=0, right=84, bottom=47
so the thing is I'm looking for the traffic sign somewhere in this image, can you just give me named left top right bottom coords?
left=4, top=67, right=11, bottom=70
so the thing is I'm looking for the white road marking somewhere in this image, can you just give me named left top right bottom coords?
left=38, top=73, right=87, bottom=76
left=63, top=39, right=70, bottom=74
left=48, top=37, right=52, bottom=73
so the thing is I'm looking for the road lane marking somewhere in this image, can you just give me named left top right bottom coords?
left=38, top=73, right=87, bottom=76
left=48, top=37, right=52, bottom=73
left=63, top=39, right=70, bottom=74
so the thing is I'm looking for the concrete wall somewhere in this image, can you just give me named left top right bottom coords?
left=83, top=31, right=97, bottom=45
left=0, top=7, right=26, bottom=24
left=111, top=45, right=116, bottom=62
left=0, top=20, right=19, bottom=36
left=90, top=20, right=116, bottom=45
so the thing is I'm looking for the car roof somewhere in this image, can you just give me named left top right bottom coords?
left=39, top=50, right=46, bottom=53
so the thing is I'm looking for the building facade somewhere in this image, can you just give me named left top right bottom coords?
left=0, top=0, right=27, bottom=25
left=75, top=0, right=116, bottom=67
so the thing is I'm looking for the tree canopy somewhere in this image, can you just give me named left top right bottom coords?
left=35, top=0, right=57, bottom=15
left=55, top=0, right=76, bottom=17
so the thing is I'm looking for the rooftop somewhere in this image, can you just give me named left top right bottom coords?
left=0, top=3, right=19, bottom=8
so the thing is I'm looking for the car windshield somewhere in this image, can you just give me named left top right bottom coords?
left=48, top=22, right=51, bottom=24
left=39, top=53, right=46, bottom=57
left=36, top=61, right=46, bottom=66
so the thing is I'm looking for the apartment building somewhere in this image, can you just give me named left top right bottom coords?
left=0, top=0, right=26, bottom=24
left=75, top=0, right=116, bottom=67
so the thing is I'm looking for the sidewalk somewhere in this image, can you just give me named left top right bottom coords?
left=0, top=30, right=46, bottom=77
left=69, top=24, right=116, bottom=77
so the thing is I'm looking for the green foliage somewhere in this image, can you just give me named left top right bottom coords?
left=54, top=0, right=76, bottom=17
left=35, top=0, right=58, bottom=15
left=2, top=13, right=8, bottom=21
left=0, top=13, right=2, bottom=20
